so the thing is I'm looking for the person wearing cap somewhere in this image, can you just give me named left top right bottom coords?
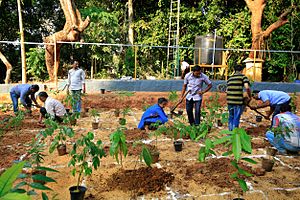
left=180, top=65, right=212, bottom=126
left=38, top=92, right=67, bottom=123
left=226, top=64, right=251, bottom=131
left=250, top=90, right=291, bottom=127
left=10, top=84, right=40, bottom=114
left=67, top=60, right=86, bottom=112
left=265, top=104, right=300, bottom=154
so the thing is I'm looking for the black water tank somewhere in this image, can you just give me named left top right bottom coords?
left=194, top=34, right=223, bottom=65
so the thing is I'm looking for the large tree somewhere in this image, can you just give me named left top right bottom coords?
left=44, top=0, right=90, bottom=81
left=245, top=0, right=295, bottom=58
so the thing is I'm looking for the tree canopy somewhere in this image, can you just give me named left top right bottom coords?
left=0, top=0, right=299, bottom=82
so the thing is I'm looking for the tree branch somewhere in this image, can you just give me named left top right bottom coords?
left=263, top=6, right=295, bottom=38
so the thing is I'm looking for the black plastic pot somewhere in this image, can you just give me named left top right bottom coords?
left=174, top=141, right=183, bottom=152
left=233, top=198, right=245, bottom=200
left=178, top=110, right=183, bottom=116
left=262, top=158, right=274, bottom=172
left=100, top=89, right=105, bottom=94
left=92, top=122, right=99, bottom=129
left=69, top=186, right=87, bottom=200
left=66, top=108, right=70, bottom=113
left=150, top=151, right=160, bottom=163
left=57, top=144, right=67, bottom=156
left=217, top=119, right=223, bottom=127
left=256, top=115, right=263, bottom=122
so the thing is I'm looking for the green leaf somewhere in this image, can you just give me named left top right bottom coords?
left=142, top=146, right=153, bottom=167
left=230, top=160, right=239, bottom=169
left=42, top=192, right=49, bottom=200
left=31, top=174, right=56, bottom=183
left=237, top=178, right=248, bottom=192
left=36, top=167, right=59, bottom=173
left=0, top=193, right=31, bottom=200
left=0, top=161, right=25, bottom=196
left=222, top=151, right=232, bottom=156
left=213, top=136, right=231, bottom=146
left=198, top=147, right=206, bottom=162
left=241, top=158, right=257, bottom=164
left=238, top=168, right=253, bottom=177
left=29, top=182, right=52, bottom=191
left=230, top=172, right=238, bottom=179
left=239, top=129, right=252, bottom=153
left=232, top=131, right=241, bottom=161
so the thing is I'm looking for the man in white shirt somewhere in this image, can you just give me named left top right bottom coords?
left=180, top=60, right=190, bottom=79
left=67, top=61, right=86, bottom=112
left=38, top=92, right=67, bottom=123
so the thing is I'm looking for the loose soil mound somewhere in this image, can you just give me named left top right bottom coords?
left=107, top=167, right=174, bottom=196
left=252, top=139, right=270, bottom=149
left=245, top=125, right=268, bottom=137
left=184, top=158, right=263, bottom=189
left=124, top=128, right=149, bottom=141
left=127, top=144, right=155, bottom=156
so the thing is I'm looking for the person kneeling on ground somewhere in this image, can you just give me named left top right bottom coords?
left=38, top=92, right=67, bottom=123
left=138, top=98, right=170, bottom=131
left=265, top=104, right=300, bottom=154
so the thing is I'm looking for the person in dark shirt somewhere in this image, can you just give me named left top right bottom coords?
left=226, top=65, right=251, bottom=131
left=138, top=98, right=169, bottom=131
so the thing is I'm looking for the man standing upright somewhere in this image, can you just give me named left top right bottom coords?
left=10, top=84, right=40, bottom=114
left=67, top=60, right=86, bottom=113
left=180, top=65, right=212, bottom=126
left=226, top=65, right=251, bottom=131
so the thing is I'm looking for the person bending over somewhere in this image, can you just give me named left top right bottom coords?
left=10, top=84, right=41, bottom=114
left=265, top=104, right=300, bottom=154
left=38, top=92, right=67, bottom=123
left=250, top=90, right=291, bottom=127
left=138, top=98, right=169, bottom=131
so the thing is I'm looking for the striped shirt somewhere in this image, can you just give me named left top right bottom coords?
left=227, top=72, right=249, bottom=105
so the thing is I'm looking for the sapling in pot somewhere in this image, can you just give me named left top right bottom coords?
left=110, top=128, right=128, bottom=167
left=90, top=109, right=100, bottom=129
left=49, top=125, right=75, bottom=156
left=69, top=132, right=105, bottom=200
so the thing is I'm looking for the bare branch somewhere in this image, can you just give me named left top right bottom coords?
left=263, top=6, right=295, bottom=38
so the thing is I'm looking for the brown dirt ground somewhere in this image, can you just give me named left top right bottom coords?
left=0, top=92, right=300, bottom=199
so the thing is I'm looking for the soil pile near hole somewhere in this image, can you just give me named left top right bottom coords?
left=185, top=158, right=261, bottom=189
left=127, top=144, right=154, bottom=156
left=252, top=139, right=270, bottom=149
left=107, top=167, right=174, bottom=195
left=245, top=125, right=268, bottom=137
left=125, top=128, right=149, bottom=141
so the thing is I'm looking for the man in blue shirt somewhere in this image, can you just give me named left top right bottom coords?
left=138, top=98, right=169, bottom=131
left=250, top=90, right=291, bottom=127
left=180, top=65, right=212, bottom=126
left=10, top=84, right=40, bottom=114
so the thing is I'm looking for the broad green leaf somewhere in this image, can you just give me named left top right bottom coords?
left=241, top=158, right=257, bottom=164
left=213, top=136, right=231, bottom=146
left=36, top=167, right=59, bottom=173
left=222, top=151, right=232, bottom=156
left=239, top=129, right=252, bottom=153
left=0, top=161, right=25, bottom=196
left=29, top=183, right=52, bottom=191
left=142, top=147, right=153, bottom=167
left=198, top=147, right=206, bottom=162
left=237, top=178, right=248, bottom=192
left=42, top=192, right=49, bottom=200
left=31, top=174, right=56, bottom=183
left=12, top=181, right=27, bottom=190
left=230, top=160, right=239, bottom=169
left=232, top=132, right=241, bottom=161
left=0, top=193, right=31, bottom=200
left=238, top=168, right=253, bottom=177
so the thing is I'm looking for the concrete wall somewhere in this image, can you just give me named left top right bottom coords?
left=1, top=80, right=300, bottom=93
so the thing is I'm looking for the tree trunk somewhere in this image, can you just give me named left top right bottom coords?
left=0, top=50, right=12, bottom=84
left=245, top=0, right=293, bottom=58
left=128, top=0, right=134, bottom=45
left=44, top=0, right=90, bottom=81
left=17, top=0, right=26, bottom=83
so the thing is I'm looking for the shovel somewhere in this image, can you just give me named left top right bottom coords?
left=170, top=90, right=190, bottom=116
